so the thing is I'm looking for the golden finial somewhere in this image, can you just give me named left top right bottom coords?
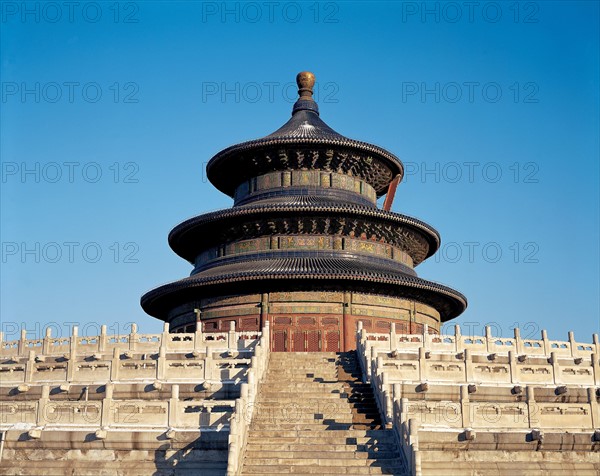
left=296, top=71, right=316, bottom=101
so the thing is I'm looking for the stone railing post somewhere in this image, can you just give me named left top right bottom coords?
left=157, top=347, right=167, bottom=380
left=110, top=347, right=120, bottom=382
left=169, top=384, right=179, bottom=428
left=389, top=322, right=396, bottom=352
left=460, top=385, right=470, bottom=428
left=99, top=325, right=107, bottom=352
left=70, top=325, right=79, bottom=359
left=422, top=324, right=429, bottom=350
left=454, top=325, right=462, bottom=353
left=485, top=325, right=493, bottom=353
left=101, top=383, right=114, bottom=427
left=18, top=329, right=27, bottom=357
left=42, top=327, right=52, bottom=355
left=408, top=419, right=420, bottom=476
left=592, top=353, right=600, bottom=386
left=593, top=334, right=600, bottom=357
left=418, top=347, right=427, bottom=382
left=508, top=350, right=517, bottom=384
left=550, top=352, right=560, bottom=384
left=568, top=331, right=576, bottom=357
left=514, top=327, right=523, bottom=355
left=25, top=350, right=35, bottom=383
left=204, top=346, right=213, bottom=381
left=541, top=330, right=550, bottom=355
left=400, top=397, right=409, bottom=427
left=464, top=348, right=473, bottom=382
left=37, top=385, right=50, bottom=426
left=228, top=321, right=236, bottom=351
left=129, top=323, right=138, bottom=351
left=369, top=347, right=377, bottom=382
left=194, top=319, right=204, bottom=350
left=161, top=322, right=170, bottom=352
left=263, top=320, right=270, bottom=353
left=588, top=387, right=598, bottom=429
left=526, top=386, right=537, bottom=428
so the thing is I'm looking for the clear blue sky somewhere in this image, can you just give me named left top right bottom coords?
left=1, top=1, right=599, bottom=343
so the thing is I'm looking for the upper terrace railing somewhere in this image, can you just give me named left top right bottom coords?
left=0, top=322, right=260, bottom=359
left=0, top=322, right=270, bottom=456
left=356, top=322, right=600, bottom=368
left=0, top=322, right=262, bottom=387
left=355, top=324, right=600, bottom=476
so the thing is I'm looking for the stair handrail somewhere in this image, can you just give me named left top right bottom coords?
left=226, top=321, right=270, bottom=476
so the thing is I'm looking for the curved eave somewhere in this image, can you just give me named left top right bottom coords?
left=205, top=136, right=404, bottom=197
left=140, top=261, right=467, bottom=322
left=168, top=203, right=441, bottom=264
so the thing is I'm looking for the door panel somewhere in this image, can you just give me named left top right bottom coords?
left=292, top=330, right=304, bottom=352
left=325, top=331, right=340, bottom=352
left=306, top=330, right=320, bottom=352
left=272, top=330, right=286, bottom=352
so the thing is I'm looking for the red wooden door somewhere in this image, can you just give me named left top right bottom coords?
left=306, top=330, right=320, bottom=352
left=292, top=330, right=304, bottom=352
left=325, top=330, right=340, bottom=352
left=272, top=330, right=287, bottom=352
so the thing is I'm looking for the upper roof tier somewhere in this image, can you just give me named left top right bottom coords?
left=206, top=72, right=404, bottom=198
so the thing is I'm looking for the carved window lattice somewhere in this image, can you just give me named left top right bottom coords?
left=241, top=318, right=258, bottom=329
left=321, top=317, right=338, bottom=326
left=326, top=331, right=340, bottom=352
left=297, top=317, right=316, bottom=326
left=274, top=317, right=292, bottom=325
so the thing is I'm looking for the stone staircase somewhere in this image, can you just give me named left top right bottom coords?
left=240, top=351, right=407, bottom=475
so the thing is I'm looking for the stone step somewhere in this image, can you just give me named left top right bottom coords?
left=267, top=361, right=338, bottom=366
left=246, top=437, right=397, bottom=446
left=257, top=392, right=374, bottom=400
left=252, top=409, right=381, bottom=418
left=244, top=450, right=400, bottom=460
left=254, top=397, right=377, bottom=405
left=251, top=400, right=379, bottom=408
left=242, top=457, right=405, bottom=467
left=252, top=415, right=379, bottom=425
left=251, top=408, right=381, bottom=418
left=259, top=385, right=374, bottom=392
left=248, top=429, right=391, bottom=439
left=265, top=368, right=338, bottom=378
left=241, top=466, right=405, bottom=475
left=268, top=361, right=339, bottom=371
left=260, top=381, right=372, bottom=387
left=250, top=422, right=382, bottom=431
left=246, top=443, right=399, bottom=452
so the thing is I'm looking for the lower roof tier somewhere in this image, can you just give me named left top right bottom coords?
left=168, top=200, right=441, bottom=267
left=140, top=255, right=467, bottom=321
